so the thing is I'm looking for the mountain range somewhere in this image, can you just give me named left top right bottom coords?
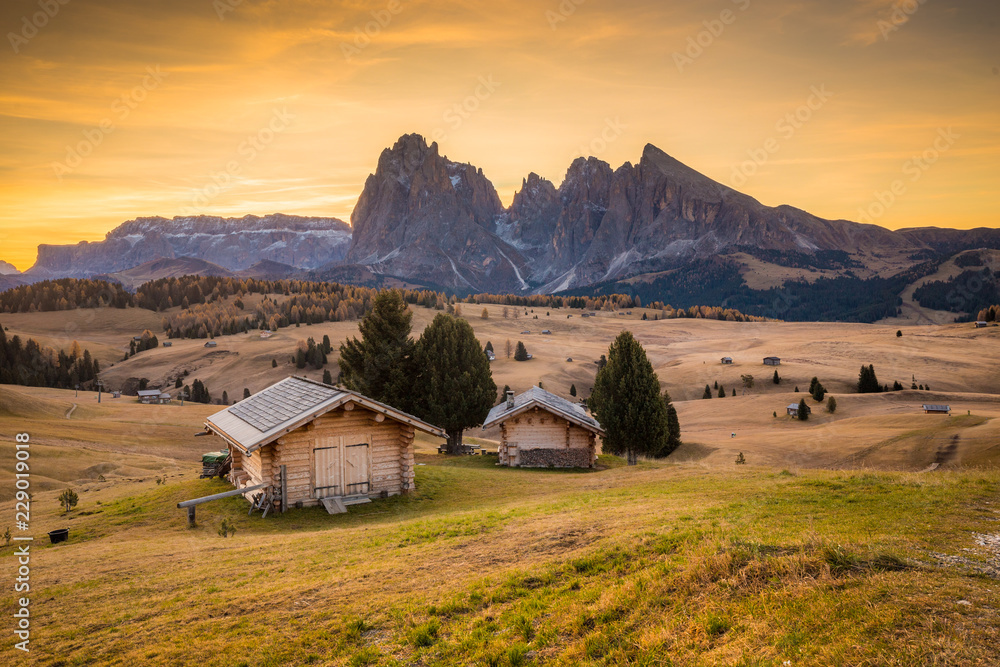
left=8, top=133, right=1000, bottom=307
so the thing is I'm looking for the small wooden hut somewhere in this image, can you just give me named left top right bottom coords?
left=204, top=377, right=444, bottom=512
left=483, top=387, right=603, bottom=468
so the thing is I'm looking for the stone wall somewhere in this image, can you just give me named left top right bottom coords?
left=517, top=447, right=592, bottom=468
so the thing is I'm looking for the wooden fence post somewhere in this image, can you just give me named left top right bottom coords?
left=187, top=506, right=196, bottom=527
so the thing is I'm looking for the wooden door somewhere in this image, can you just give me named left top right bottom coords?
left=343, top=439, right=371, bottom=496
left=314, top=436, right=343, bottom=499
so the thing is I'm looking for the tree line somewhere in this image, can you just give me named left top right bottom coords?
left=0, top=279, right=132, bottom=313
left=0, top=324, right=100, bottom=388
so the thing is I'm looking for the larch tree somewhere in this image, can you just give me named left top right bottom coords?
left=410, top=314, right=497, bottom=455
left=338, top=289, right=414, bottom=410
left=590, top=331, right=671, bottom=465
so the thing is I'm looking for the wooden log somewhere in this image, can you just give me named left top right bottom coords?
left=280, top=464, right=287, bottom=514
left=177, top=483, right=268, bottom=508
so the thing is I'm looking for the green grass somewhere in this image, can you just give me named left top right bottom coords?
left=4, top=457, right=1000, bottom=666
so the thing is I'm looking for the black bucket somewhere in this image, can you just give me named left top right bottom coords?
left=48, top=528, right=69, bottom=544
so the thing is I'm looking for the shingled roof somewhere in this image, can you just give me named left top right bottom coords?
left=482, top=386, right=604, bottom=434
left=205, top=376, right=445, bottom=453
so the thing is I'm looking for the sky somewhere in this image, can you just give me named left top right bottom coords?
left=0, top=0, right=998, bottom=271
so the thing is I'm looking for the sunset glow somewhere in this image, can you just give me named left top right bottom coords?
left=1, top=0, right=998, bottom=270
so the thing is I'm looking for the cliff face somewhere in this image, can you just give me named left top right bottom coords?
left=346, top=134, right=529, bottom=291
left=20, top=133, right=995, bottom=297
left=27, top=214, right=350, bottom=278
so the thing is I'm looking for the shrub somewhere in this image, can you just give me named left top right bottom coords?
left=827, top=396, right=838, bottom=413
left=58, top=488, right=79, bottom=513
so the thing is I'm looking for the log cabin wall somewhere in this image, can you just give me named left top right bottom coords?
left=263, top=403, right=415, bottom=510
left=500, top=407, right=597, bottom=468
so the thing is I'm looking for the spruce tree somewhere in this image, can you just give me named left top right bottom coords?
left=718, top=385, right=726, bottom=398
left=827, top=396, right=838, bottom=413
left=338, top=289, right=415, bottom=409
left=857, top=364, right=881, bottom=393
left=243, top=387, right=251, bottom=399
left=514, top=341, right=529, bottom=361
left=570, top=384, right=577, bottom=397
left=222, top=391, right=229, bottom=405
left=703, top=384, right=712, bottom=399
left=590, top=331, right=672, bottom=465
left=732, top=388, right=736, bottom=397
left=410, top=314, right=497, bottom=454
left=797, top=397, right=809, bottom=421
left=663, top=391, right=682, bottom=451
left=323, top=369, right=333, bottom=385
left=773, top=369, right=780, bottom=385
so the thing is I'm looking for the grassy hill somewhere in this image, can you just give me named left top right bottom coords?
left=1, top=436, right=998, bottom=665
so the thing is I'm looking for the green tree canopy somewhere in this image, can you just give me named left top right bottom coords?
left=590, top=331, right=672, bottom=465
left=338, top=289, right=414, bottom=409
left=410, top=314, right=497, bottom=454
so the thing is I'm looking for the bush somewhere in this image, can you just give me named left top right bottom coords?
left=827, top=396, right=838, bottom=413
left=735, top=452, right=746, bottom=465
left=58, top=488, right=79, bottom=513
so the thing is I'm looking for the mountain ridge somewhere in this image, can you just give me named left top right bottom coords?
left=7, top=134, right=1000, bottom=300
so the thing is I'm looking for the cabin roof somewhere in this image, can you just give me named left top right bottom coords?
left=137, top=389, right=162, bottom=397
left=205, top=376, right=445, bottom=453
left=787, top=403, right=800, bottom=410
left=483, top=386, right=604, bottom=434
left=922, top=404, right=951, bottom=412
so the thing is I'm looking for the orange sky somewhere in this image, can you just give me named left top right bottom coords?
left=1, top=0, right=998, bottom=271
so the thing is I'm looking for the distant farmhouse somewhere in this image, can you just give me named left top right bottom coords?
left=975, top=321, right=989, bottom=329
left=204, top=341, right=218, bottom=348
left=483, top=387, right=604, bottom=468
left=204, top=377, right=444, bottom=513
left=787, top=402, right=810, bottom=417
left=764, top=356, right=781, bottom=366
left=260, top=330, right=273, bottom=339
left=138, top=389, right=171, bottom=405
left=721, top=357, right=733, bottom=365
left=485, top=349, right=496, bottom=361
left=162, top=341, right=172, bottom=347
left=922, top=404, right=951, bottom=414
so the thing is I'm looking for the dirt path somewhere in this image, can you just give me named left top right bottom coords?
left=65, top=403, right=77, bottom=419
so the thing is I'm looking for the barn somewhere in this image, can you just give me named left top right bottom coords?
left=764, top=356, right=781, bottom=366
left=203, top=377, right=445, bottom=512
left=137, top=389, right=171, bottom=404
left=922, top=404, right=951, bottom=414
left=483, top=387, right=603, bottom=468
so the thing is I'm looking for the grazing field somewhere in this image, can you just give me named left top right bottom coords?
left=0, top=414, right=998, bottom=665
left=2, top=305, right=1000, bottom=665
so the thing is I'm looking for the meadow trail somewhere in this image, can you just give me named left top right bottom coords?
left=65, top=403, right=77, bottom=419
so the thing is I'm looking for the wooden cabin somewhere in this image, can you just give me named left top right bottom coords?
left=137, top=389, right=170, bottom=404
left=975, top=321, right=989, bottom=329
left=204, top=377, right=444, bottom=512
left=721, top=357, right=733, bottom=365
left=922, top=404, right=951, bottom=414
left=483, top=387, right=603, bottom=468
left=764, top=356, right=781, bottom=366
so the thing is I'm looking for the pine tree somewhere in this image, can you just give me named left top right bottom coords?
left=338, top=289, right=415, bottom=409
left=732, top=388, right=736, bottom=396
left=321, top=335, right=332, bottom=354
left=857, top=364, right=881, bottom=393
left=570, top=384, right=577, bottom=397
left=663, top=391, right=681, bottom=451
left=175, top=377, right=183, bottom=388
left=718, top=385, right=726, bottom=398
left=773, top=369, right=780, bottom=385
left=514, top=341, right=529, bottom=361
left=243, top=387, right=251, bottom=399
left=797, top=397, right=810, bottom=421
left=590, top=331, right=672, bottom=465
left=703, top=384, right=712, bottom=399
left=481, top=308, right=489, bottom=319
left=271, top=358, right=278, bottom=368
left=410, top=314, right=497, bottom=454
left=714, top=380, right=718, bottom=389
left=827, top=396, right=838, bottom=413
left=323, top=369, right=333, bottom=385
left=222, top=391, right=229, bottom=405
left=485, top=341, right=494, bottom=353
